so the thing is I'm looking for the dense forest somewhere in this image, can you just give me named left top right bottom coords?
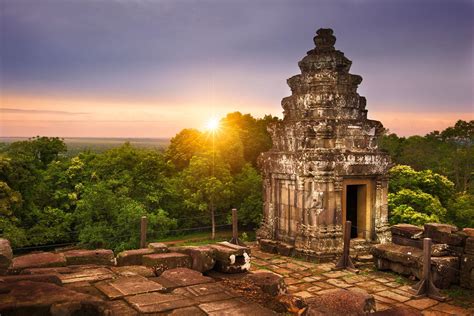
left=0, top=114, right=472, bottom=251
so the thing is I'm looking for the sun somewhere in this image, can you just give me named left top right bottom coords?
left=205, top=117, right=220, bottom=132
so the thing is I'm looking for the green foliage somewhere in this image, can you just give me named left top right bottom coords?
left=389, top=165, right=454, bottom=206
left=447, top=193, right=474, bottom=229
left=232, top=164, right=263, bottom=226
left=381, top=120, right=473, bottom=193
left=75, top=183, right=177, bottom=252
left=388, top=189, right=445, bottom=226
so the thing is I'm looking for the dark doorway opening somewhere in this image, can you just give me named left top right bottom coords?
left=346, top=185, right=359, bottom=238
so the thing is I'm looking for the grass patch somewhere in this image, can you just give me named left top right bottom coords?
left=151, top=229, right=255, bottom=247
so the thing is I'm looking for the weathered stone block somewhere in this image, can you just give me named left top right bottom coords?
left=424, top=223, right=465, bottom=246
left=116, top=248, right=154, bottom=266
left=62, top=249, right=114, bottom=266
left=462, top=228, right=474, bottom=237
left=10, top=252, right=66, bottom=273
left=391, top=235, right=422, bottom=249
left=259, top=239, right=278, bottom=254
left=431, top=244, right=450, bottom=257
left=431, top=256, right=459, bottom=288
left=370, top=243, right=422, bottom=268
left=148, top=242, right=168, bottom=253
left=111, top=265, right=155, bottom=277
left=391, top=224, right=423, bottom=238
left=0, top=280, right=108, bottom=315
left=58, top=267, right=115, bottom=284
left=95, top=275, right=165, bottom=300
left=305, top=289, right=376, bottom=315
left=0, top=239, right=12, bottom=275
left=170, top=246, right=216, bottom=272
left=213, top=252, right=251, bottom=274
left=464, top=237, right=474, bottom=255
left=460, top=254, right=474, bottom=289
left=125, top=292, right=196, bottom=314
left=0, top=273, right=62, bottom=285
left=155, top=267, right=213, bottom=289
left=209, top=242, right=250, bottom=264
left=276, top=243, right=295, bottom=257
left=246, top=270, right=287, bottom=296
left=142, top=252, right=192, bottom=270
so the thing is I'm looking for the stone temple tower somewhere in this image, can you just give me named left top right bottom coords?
left=257, top=28, right=391, bottom=261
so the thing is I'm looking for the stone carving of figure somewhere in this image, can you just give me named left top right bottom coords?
left=311, top=191, right=325, bottom=214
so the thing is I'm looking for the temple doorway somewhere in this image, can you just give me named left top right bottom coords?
left=343, top=179, right=373, bottom=239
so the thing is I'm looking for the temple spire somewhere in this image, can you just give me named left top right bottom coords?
left=313, top=28, right=336, bottom=51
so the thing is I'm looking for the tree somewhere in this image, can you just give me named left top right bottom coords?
left=232, top=164, right=263, bottom=227
left=74, top=183, right=177, bottom=252
left=166, top=129, right=205, bottom=171
left=388, top=165, right=454, bottom=226
left=447, top=193, right=474, bottom=229
left=179, top=153, right=233, bottom=239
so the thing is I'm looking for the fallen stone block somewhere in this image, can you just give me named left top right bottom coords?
left=142, top=252, right=192, bottom=271
left=392, top=235, right=423, bottom=249
left=155, top=268, right=214, bottom=289
left=95, top=275, right=165, bottom=300
left=391, top=224, right=423, bottom=238
left=172, top=282, right=235, bottom=303
left=0, top=280, right=109, bottom=315
left=116, top=248, right=154, bottom=266
left=431, top=244, right=450, bottom=257
left=431, top=256, right=460, bottom=288
left=0, top=239, right=12, bottom=275
left=372, top=243, right=459, bottom=289
left=424, top=223, right=465, bottom=246
left=148, top=242, right=168, bottom=253
left=170, top=246, right=216, bottom=272
left=460, top=254, right=474, bottom=289
left=58, top=267, right=115, bottom=284
left=305, top=289, right=376, bottom=315
left=245, top=270, right=287, bottom=296
left=111, top=265, right=155, bottom=277
left=370, top=243, right=422, bottom=268
left=216, top=241, right=251, bottom=256
left=62, top=249, right=114, bottom=266
left=462, top=228, right=474, bottom=237
left=209, top=242, right=251, bottom=274
left=125, top=291, right=196, bottom=314
left=0, top=273, right=62, bottom=285
left=464, top=237, right=474, bottom=255
left=20, top=266, right=73, bottom=275
left=259, top=239, right=278, bottom=253
left=10, top=252, right=66, bottom=273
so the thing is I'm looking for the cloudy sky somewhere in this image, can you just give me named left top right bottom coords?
left=1, top=0, right=472, bottom=137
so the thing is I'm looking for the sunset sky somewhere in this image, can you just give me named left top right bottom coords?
left=1, top=0, right=473, bottom=138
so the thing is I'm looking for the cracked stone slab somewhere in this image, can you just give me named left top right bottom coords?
left=59, top=267, right=115, bottom=284
left=172, top=282, right=236, bottom=303
left=125, top=292, right=196, bottom=313
left=154, top=268, right=214, bottom=290
left=110, top=265, right=155, bottom=278
left=199, top=298, right=276, bottom=316
left=95, top=275, right=164, bottom=299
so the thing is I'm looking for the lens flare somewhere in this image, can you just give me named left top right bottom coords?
left=206, top=117, right=219, bottom=131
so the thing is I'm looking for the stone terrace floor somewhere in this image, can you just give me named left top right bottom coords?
left=248, top=244, right=474, bottom=315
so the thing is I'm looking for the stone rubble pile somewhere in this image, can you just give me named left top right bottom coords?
left=370, top=223, right=474, bottom=289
